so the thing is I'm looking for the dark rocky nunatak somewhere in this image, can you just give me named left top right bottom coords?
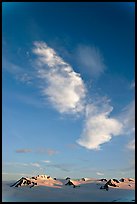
left=119, top=178, right=125, bottom=182
left=10, top=177, right=32, bottom=187
left=112, top=179, right=120, bottom=183
left=100, top=179, right=107, bottom=182
left=106, top=179, right=119, bottom=187
left=100, top=183, right=109, bottom=191
left=65, top=180, right=75, bottom=187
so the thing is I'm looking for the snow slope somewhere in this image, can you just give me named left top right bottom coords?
left=2, top=176, right=135, bottom=202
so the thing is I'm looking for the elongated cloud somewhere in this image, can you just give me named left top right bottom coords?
left=42, top=160, right=51, bottom=163
left=30, top=163, right=40, bottom=168
left=16, top=149, right=32, bottom=153
left=36, top=148, right=58, bottom=156
left=32, top=41, right=124, bottom=151
left=32, top=41, right=86, bottom=114
left=77, top=102, right=123, bottom=150
left=96, top=172, right=104, bottom=176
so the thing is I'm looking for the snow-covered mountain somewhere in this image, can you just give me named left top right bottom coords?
left=119, top=178, right=135, bottom=182
left=10, top=174, right=135, bottom=191
left=5, top=175, right=135, bottom=202
left=10, top=174, right=62, bottom=188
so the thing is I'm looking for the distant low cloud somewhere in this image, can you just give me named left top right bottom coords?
left=36, top=148, right=58, bottom=156
left=75, top=45, right=106, bottom=77
left=2, top=172, right=30, bottom=176
left=3, top=162, right=29, bottom=167
left=32, top=41, right=86, bottom=114
left=16, top=149, right=32, bottom=153
left=77, top=100, right=123, bottom=150
left=96, top=172, right=104, bottom=176
left=42, top=160, right=51, bottom=163
left=30, top=162, right=40, bottom=168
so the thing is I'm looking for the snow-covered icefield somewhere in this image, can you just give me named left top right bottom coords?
left=2, top=178, right=135, bottom=202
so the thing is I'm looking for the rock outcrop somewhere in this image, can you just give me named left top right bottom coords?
left=10, top=177, right=33, bottom=188
left=100, top=179, right=119, bottom=190
left=99, top=178, right=107, bottom=182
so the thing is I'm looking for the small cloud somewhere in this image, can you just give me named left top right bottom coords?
left=16, top=149, right=32, bottom=153
left=96, top=172, right=104, bottom=176
left=30, top=163, right=40, bottom=168
left=16, top=73, right=32, bottom=84
left=21, top=163, right=29, bottom=166
left=42, top=160, right=51, bottom=163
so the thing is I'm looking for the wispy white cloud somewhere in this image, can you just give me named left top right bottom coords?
left=120, top=100, right=135, bottom=135
left=3, top=162, right=29, bottom=167
left=75, top=45, right=106, bottom=77
left=2, top=172, right=30, bottom=176
left=42, top=160, right=51, bottom=163
left=17, top=73, right=32, bottom=84
left=127, top=139, right=135, bottom=151
left=32, top=41, right=86, bottom=114
left=15, top=147, right=59, bottom=156
left=3, top=60, right=33, bottom=84
left=32, top=41, right=128, bottom=151
left=16, top=149, right=32, bottom=153
left=119, top=100, right=135, bottom=151
left=76, top=100, right=123, bottom=150
left=96, top=172, right=104, bottom=176
left=30, top=162, right=40, bottom=168
left=3, top=161, right=41, bottom=168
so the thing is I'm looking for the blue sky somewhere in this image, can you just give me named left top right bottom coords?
left=2, top=2, right=135, bottom=180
